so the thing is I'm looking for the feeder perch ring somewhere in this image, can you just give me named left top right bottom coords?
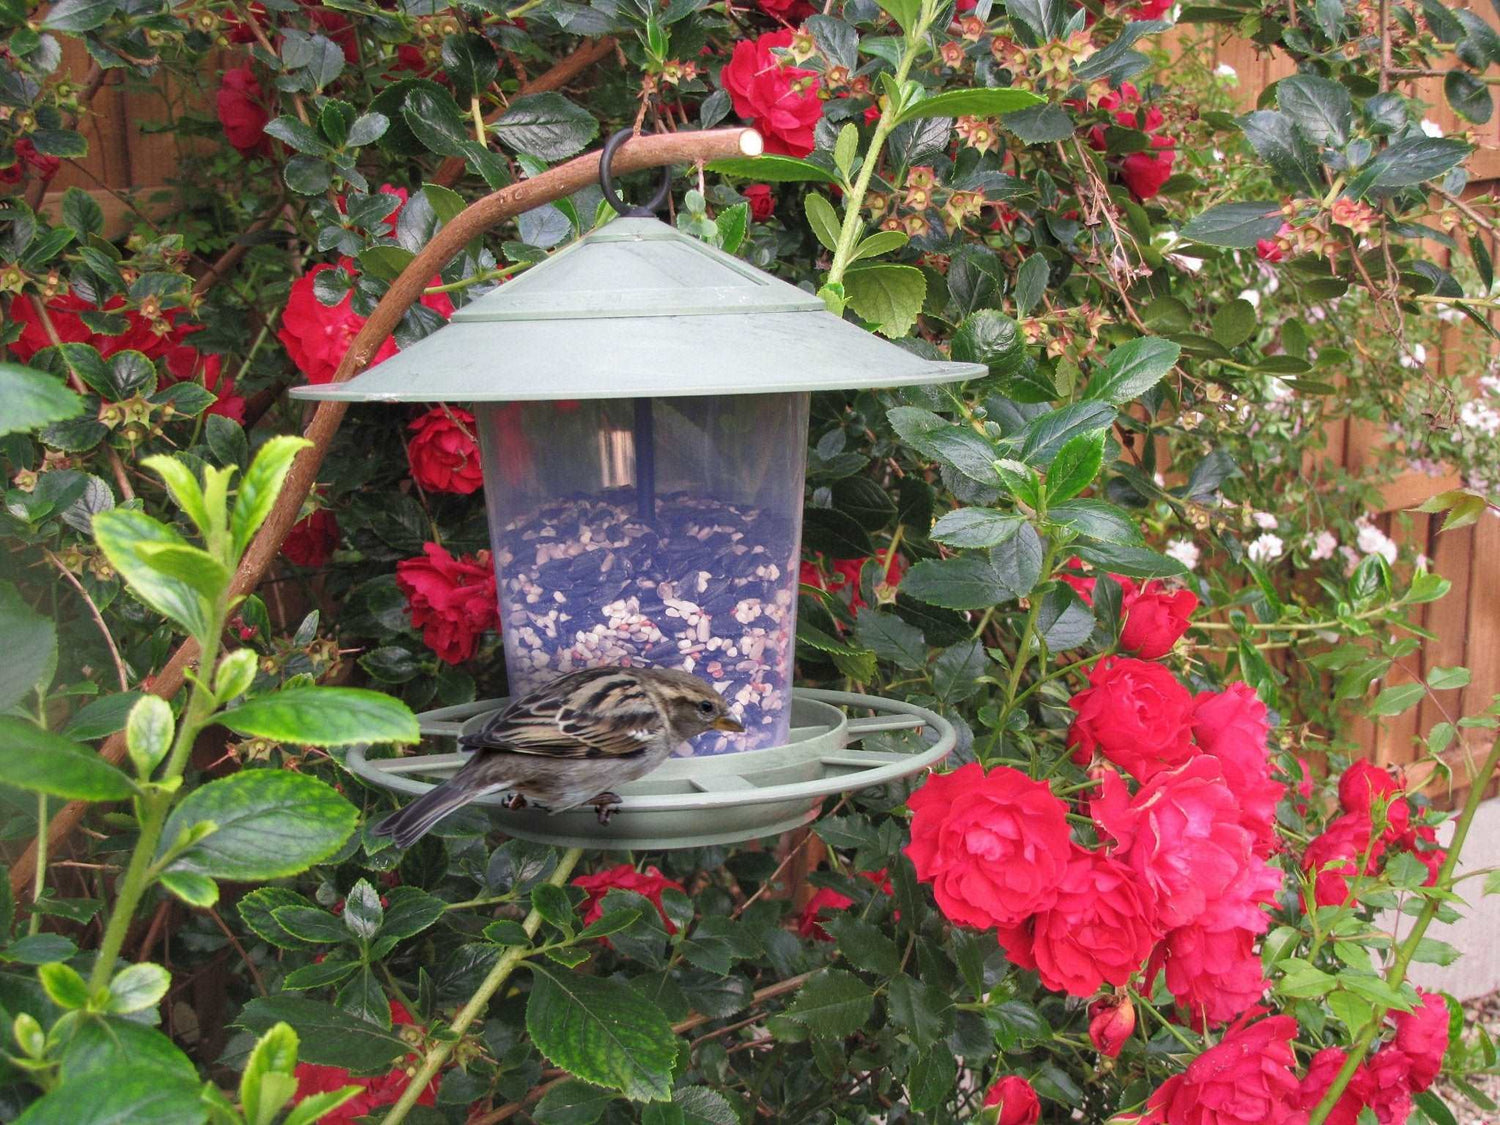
left=344, top=688, right=956, bottom=850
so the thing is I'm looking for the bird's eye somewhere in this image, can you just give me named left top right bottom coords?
left=698, top=700, right=716, bottom=715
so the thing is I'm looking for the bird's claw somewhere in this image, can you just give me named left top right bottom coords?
left=503, top=792, right=528, bottom=811
left=590, top=792, right=622, bottom=826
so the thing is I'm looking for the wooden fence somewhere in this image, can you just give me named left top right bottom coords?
left=24, top=22, right=1500, bottom=797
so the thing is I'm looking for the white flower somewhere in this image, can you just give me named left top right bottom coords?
left=1247, top=533, right=1284, bottom=564
left=1416, top=553, right=1432, bottom=570
left=1309, top=530, right=1338, bottom=560
left=1238, top=288, right=1262, bottom=309
left=1421, top=119, right=1444, bottom=137
left=1399, top=343, right=1427, bottom=369
left=1166, top=538, right=1200, bottom=570
left=1356, top=519, right=1398, bottom=564
left=1267, top=378, right=1294, bottom=403
left=1253, top=511, right=1279, bottom=529
left=1214, top=62, right=1238, bottom=79
left=1480, top=373, right=1500, bottom=396
left=1460, top=399, right=1500, bottom=436
left=1211, top=148, right=1226, bottom=161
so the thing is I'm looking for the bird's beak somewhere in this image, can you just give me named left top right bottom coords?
left=711, top=716, right=745, bottom=732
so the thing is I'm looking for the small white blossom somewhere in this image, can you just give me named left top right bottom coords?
left=1416, top=553, right=1432, bottom=570
left=1267, top=378, right=1294, bottom=403
left=1247, top=533, right=1284, bottom=564
left=1460, top=399, right=1500, bottom=436
left=1211, top=148, right=1226, bottom=161
left=1479, top=373, right=1500, bottom=396
left=1309, top=530, right=1338, bottom=561
left=1253, top=511, right=1279, bottom=529
left=1214, top=62, right=1238, bottom=79
left=1238, top=288, right=1262, bottom=309
left=1356, top=519, right=1398, bottom=564
left=1399, top=343, right=1427, bottom=370
left=1420, top=119, right=1444, bottom=137
left=1166, top=538, right=1200, bottom=571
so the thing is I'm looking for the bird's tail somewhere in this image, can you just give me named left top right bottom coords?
left=372, top=760, right=509, bottom=849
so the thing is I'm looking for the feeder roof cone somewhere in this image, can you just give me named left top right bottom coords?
left=288, top=216, right=985, bottom=404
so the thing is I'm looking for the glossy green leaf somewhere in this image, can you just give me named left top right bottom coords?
left=92, top=509, right=220, bottom=640
left=783, top=969, right=874, bottom=1038
left=14, top=1066, right=205, bottom=1125
left=0, top=585, right=55, bottom=712
left=233, top=996, right=410, bottom=1072
left=0, top=718, right=136, bottom=801
left=218, top=686, right=419, bottom=746
left=844, top=264, right=926, bottom=338
left=1083, top=337, right=1181, bottom=405
left=0, top=363, right=86, bottom=437
left=897, top=87, right=1042, bottom=122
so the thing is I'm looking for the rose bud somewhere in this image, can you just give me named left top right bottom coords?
left=1088, top=994, right=1136, bottom=1057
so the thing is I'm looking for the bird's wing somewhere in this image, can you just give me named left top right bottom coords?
left=465, top=668, right=667, bottom=760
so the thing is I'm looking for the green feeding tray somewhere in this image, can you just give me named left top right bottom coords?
left=346, top=688, right=956, bottom=850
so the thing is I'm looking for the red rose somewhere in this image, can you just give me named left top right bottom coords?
left=1191, top=684, right=1283, bottom=855
left=1140, top=1015, right=1302, bottom=1125
left=1256, top=238, right=1285, bottom=263
left=281, top=509, right=340, bottom=567
left=904, top=762, right=1073, bottom=929
left=1058, top=558, right=1097, bottom=602
left=1365, top=1047, right=1414, bottom=1125
left=795, top=869, right=892, bottom=940
left=1088, top=994, right=1135, bottom=1058
left=1405, top=823, right=1446, bottom=885
left=294, top=1001, right=438, bottom=1122
left=1121, top=140, right=1176, bottom=200
left=1339, top=760, right=1411, bottom=840
left=1293, top=1047, right=1374, bottom=1125
left=1390, top=989, right=1449, bottom=1091
left=863, top=104, right=881, bottom=126
left=721, top=31, right=822, bottom=157
left=1158, top=923, right=1267, bottom=1028
left=1093, top=757, right=1278, bottom=931
left=999, top=848, right=1159, bottom=997
left=395, top=543, right=499, bottom=664
left=1120, top=579, right=1197, bottom=658
left=217, top=67, right=269, bottom=155
left=754, top=0, right=815, bottom=19
left=407, top=406, right=483, bottom=495
left=10, top=138, right=59, bottom=182
left=1067, top=658, right=1195, bottom=781
left=743, top=183, right=775, bottom=222
left=573, top=863, right=685, bottom=935
left=1302, top=812, right=1382, bottom=907
left=983, top=1076, right=1040, bottom=1125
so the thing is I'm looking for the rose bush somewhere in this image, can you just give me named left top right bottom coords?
left=3, top=0, right=1500, bottom=1118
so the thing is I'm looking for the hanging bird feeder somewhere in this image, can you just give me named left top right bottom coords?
left=292, top=132, right=981, bottom=849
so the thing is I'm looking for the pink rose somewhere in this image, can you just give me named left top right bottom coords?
left=1068, top=658, right=1196, bottom=781
left=1191, top=684, right=1284, bottom=855
left=1158, top=924, right=1268, bottom=1028
left=394, top=543, right=499, bottom=664
left=1391, top=989, right=1450, bottom=1091
left=904, top=763, right=1074, bottom=929
left=998, top=848, right=1159, bottom=997
left=407, top=406, right=484, bottom=495
left=1293, top=1047, right=1374, bottom=1125
left=721, top=31, right=822, bottom=157
left=1302, top=813, right=1381, bottom=908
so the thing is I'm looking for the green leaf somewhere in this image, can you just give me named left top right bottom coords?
left=0, top=718, right=135, bottom=801
left=356, top=245, right=414, bottom=284
left=344, top=879, right=384, bottom=941
left=951, top=309, right=1026, bottom=377
left=0, top=363, right=85, bottom=437
left=265, top=116, right=332, bottom=154
left=886, top=973, right=954, bottom=1048
left=804, top=194, right=842, bottom=253
left=706, top=156, right=840, bottom=184
left=823, top=915, right=901, bottom=976
left=1083, top=337, right=1181, bottom=404
left=232, top=436, right=312, bottom=559
left=41, top=0, right=117, bottom=31
left=887, top=406, right=1001, bottom=486
left=875, top=0, right=921, bottom=34
left=380, top=886, right=447, bottom=941
left=1445, top=70, right=1493, bottom=124
left=930, top=508, right=1025, bottom=549
left=158, top=770, right=357, bottom=881
left=233, top=996, right=410, bottom=1072
left=139, top=455, right=213, bottom=541
left=241, top=1022, right=300, bottom=1125
left=533, top=1080, right=618, bottom=1125
left=218, top=686, right=419, bottom=746
left=14, top=1066, right=205, bottom=1125
left=1014, top=253, right=1049, bottom=317
left=492, top=93, right=600, bottom=161
left=1354, top=137, right=1473, bottom=193
left=902, top=556, right=1019, bottom=610
left=238, top=887, right=322, bottom=949
left=1370, top=682, right=1426, bottom=716
left=1072, top=541, right=1186, bottom=578
left=125, top=695, right=173, bottom=779
left=442, top=32, right=499, bottom=99
left=1276, top=75, right=1354, bottom=145
left=784, top=969, right=874, bottom=1038
left=283, top=1089, right=364, bottom=1125
left=105, top=962, right=170, bottom=1014
left=0, top=586, right=55, bottom=712
left=1238, top=110, right=1323, bottom=194
left=715, top=202, right=749, bottom=255
left=897, top=87, right=1042, bottom=122
left=1428, top=665, right=1471, bottom=690
left=1045, top=430, right=1106, bottom=503
left=844, top=264, right=926, bottom=338
left=38, top=962, right=89, bottom=1009
left=55, top=1014, right=196, bottom=1085
left=853, top=610, right=927, bottom=671
left=525, top=963, right=678, bottom=1102
left=1211, top=298, right=1257, bottom=348
left=1180, top=201, right=1285, bottom=248
left=159, top=872, right=218, bottom=908
left=1001, top=103, right=1075, bottom=144
left=92, top=510, right=220, bottom=640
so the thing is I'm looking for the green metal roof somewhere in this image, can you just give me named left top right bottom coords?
left=289, top=216, right=982, bottom=403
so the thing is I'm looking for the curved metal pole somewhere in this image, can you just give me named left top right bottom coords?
left=12, top=127, right=766, bottom=898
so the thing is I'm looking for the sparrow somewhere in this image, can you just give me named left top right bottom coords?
left=372, top=665, right=744, bottom=848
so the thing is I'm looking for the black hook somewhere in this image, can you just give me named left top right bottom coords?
left=598, top=129, right=672, bottom=218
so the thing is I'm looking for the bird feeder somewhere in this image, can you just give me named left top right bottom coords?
left=292, top=134, right=981, bottom=848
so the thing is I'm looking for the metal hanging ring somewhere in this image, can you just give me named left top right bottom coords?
left=599, top=128, right=673, bottom=218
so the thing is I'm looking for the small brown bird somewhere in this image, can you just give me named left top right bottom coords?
left=373, top=666, right=743, bottom=848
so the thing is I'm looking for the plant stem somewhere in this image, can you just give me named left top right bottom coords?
left=30, top=795, right=47, bottom=936
left=87, top=616, right=223, bottom=994
left=823, top=1, right=935, bottom=293
left=1002, top=541, right=1058, bottom=720
left=381, top=846, right=585, bottom=1125
left=1308, top=735, right=1500, bottom=1125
